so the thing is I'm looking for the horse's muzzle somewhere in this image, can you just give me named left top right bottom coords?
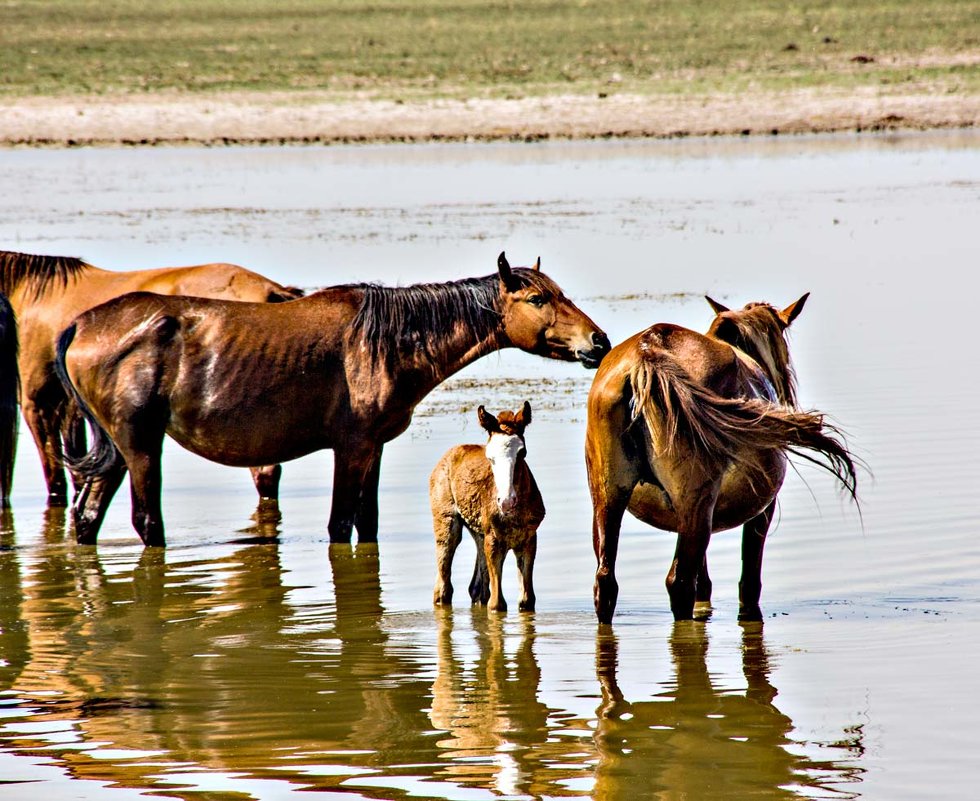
left=577, top=332, right=611, bottom=368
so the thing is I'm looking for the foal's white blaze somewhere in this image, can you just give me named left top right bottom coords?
left=485, top=432, right=524, bottom=513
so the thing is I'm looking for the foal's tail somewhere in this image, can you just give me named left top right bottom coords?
left=53, top=323, right=120, bottom=478
left=628, top=351, right=858, bottom=500
left=0, top=294, right=19, bottom=505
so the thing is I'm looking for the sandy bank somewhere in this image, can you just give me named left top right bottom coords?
left=1, top=88, right=976, bottom=147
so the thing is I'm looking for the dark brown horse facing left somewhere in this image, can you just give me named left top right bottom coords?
left=585, top=294, right=858, bottom=623
left=56, top=252, right=609, bottom=547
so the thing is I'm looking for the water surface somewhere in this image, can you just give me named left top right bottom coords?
left=0, top=131, right=977, bottom=800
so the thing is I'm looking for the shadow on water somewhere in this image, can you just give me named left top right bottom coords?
left=593, top=622, right=865, bottom=800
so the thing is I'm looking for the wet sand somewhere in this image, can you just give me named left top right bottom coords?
left=1, top=88, right=977, bottom=147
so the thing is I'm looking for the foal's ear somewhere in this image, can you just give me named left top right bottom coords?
left=779, top=292, right=810, bottom=327
left=533, top=256, right=541, bottom=271
left=498, top=251, right=520, bottom=292
left=705, top=295, right=729, bottom=316
left=515, top=400, right=532, bottom=429
left=477, top=404, right=500, bottom=433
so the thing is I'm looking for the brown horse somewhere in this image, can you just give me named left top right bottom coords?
left=585, top=294, right=858, bottom=623
left=57, top=253, right=608, bottom=547
left=0, top=249, right=303, bottom=506
left=431, top=402, right=544, bottom=612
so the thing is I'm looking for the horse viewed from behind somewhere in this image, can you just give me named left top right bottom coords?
left=585, top=294, right=858, bottom=623
left=0, top=248, right=303, bottom=506
left=431, top=402, right=544, bottom=612
left=57, top=252, right=608, bottom=548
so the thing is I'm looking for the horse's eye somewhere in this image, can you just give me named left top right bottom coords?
left=526, top=294, right=545, bottom=307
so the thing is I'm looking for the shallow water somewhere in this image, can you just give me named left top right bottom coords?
left=0, top=131, right=978, bottom=800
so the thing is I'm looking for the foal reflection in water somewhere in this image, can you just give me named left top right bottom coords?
left=56, top=253, right=608, bottom=547
left=431, top=402, right=543, bottom=612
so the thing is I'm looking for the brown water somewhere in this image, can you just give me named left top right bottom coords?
left=0, top=131, right=978, bottom=800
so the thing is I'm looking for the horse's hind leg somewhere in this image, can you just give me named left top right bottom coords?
left=432, top=512, right=463, bottom=606
left=114, top=423, right=168, bottom=547
left=515, top=535, right=537, bottom=612
left=739, top=500, right=776, bottom=621
left=249, top=464, right=282, bottom=501
left=666, top=489, right=717, bottom=620
left=72, top=458, right=127, bottom=545
left=695, top=555, right=713, bottom=613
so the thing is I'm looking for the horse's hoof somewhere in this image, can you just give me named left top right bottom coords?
left=738, top=607, right=764, bottom=622
left=47, top=493, right=68, bottom=508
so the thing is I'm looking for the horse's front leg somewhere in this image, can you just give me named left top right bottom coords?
left=249, top=464, right=282, bottom=502
left=739, top=500, right=776, bottom=621
left=666, top=488, right=717, bottom=620
left=354, top=447, right=384, bottom=543
left=328, top=445, right=381, bottom=544
left=72, top=458, right=127, bottom=545
left=514, top=534, right=537, bottom=612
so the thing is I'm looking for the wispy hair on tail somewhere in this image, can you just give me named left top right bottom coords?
left=628, top=350, right=858, bottom=501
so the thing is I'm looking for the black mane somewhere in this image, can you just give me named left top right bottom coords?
left=0, top=250, right=90, bottom=298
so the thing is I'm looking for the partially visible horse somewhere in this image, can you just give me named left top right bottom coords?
left=57, top=253, right=608, bottom=547
left=431, top=401, right=544, bottom=612
left=0, top=249, right=303, bottom=506
left=585, top=294, right=858, bottom=623
left=0, top=293, right=18, bottom=506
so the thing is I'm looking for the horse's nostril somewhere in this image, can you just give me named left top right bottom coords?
left=593, top=332, right=611, bottom=352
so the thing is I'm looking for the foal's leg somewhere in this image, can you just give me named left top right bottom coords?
left=515, top=534, right=537, bottom=612
left=484, top=534, right=508, bottom=613
left=432, top=512, right=463, bottom=606
left=249, top=464, right=282, bottom=502
left=468, top=533, right=490, bottom=604
left=738, top=500, right=776, bottom=621
left=72, top=458, right=127, bottom=545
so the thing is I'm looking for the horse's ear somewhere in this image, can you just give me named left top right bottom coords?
left=477, top=404, right=500, bottom=433
left=705, top=295, right=729, bottom=316
left=516, top=400, right=532, bottom=429
left=498, top=251, right=519, bottom=291
left=533, top=256, right=541, bottom=271
left=779, top=292, right=810, bottom=328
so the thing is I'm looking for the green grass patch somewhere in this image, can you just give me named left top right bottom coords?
left=1, top=0, right=978, bottom=98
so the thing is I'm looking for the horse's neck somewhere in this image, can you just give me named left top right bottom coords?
left=405, top=322, right=506, bottom=393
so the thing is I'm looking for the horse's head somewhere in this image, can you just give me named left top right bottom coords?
left=705, top=293, right=809, bottom=406
left=479, top=401, right=532, bottom=514
left=496, top=252, right=610, bottom=368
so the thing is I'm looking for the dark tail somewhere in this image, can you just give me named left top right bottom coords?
left=0, top=294, right=19, bottom=505
left=53, top=323, right=120, bottom=478
left=629, top=351, right=858, bottom=501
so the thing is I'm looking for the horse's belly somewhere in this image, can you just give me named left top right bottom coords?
left=627, top=483, right=677, bottom=532
left=167, top=417, right=323, bottom=467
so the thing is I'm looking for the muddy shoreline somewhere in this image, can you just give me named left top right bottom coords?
left=2, top=88, right=976, bottom=147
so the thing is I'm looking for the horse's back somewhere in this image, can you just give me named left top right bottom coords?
left=129, top=262, right=302, bottom=303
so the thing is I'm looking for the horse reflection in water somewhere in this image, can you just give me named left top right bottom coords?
left=428, top=608, right=555, bottom=797
left=592, top=624, right=865, bottom=799
left=0, top=524, right=446, bottom=795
